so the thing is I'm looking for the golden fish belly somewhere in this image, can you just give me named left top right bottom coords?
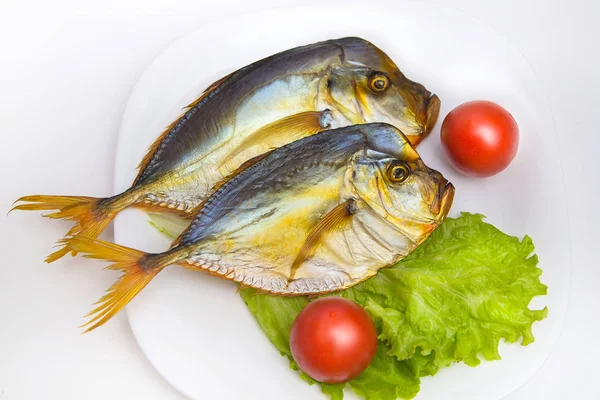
left=183, top=204, right=414, bottom=295
left=185, top=171, right=345, bottom=292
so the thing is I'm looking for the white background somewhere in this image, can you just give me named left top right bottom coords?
left=0, top=0, right=598, bottom=399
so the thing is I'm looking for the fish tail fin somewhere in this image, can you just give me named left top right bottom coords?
left=11, top=193, right=135, bottom=262
left=66, top=236, right=175, bottom=333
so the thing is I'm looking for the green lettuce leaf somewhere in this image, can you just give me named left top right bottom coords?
left=148, top=212, right=190, bottom=239
left=149, top=212, right=547, bottom=399
left=320, top=383, right=345, bottom=400
left=340, top=213, right=548, bottom=373
left=238, top=289, right=421, bottom=400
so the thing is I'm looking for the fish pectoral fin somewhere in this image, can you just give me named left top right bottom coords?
left=219, top=110, right=333, bottom=168
left=287, top=198, right=357, bottom=285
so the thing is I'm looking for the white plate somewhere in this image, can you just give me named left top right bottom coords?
left=113, top=3, right=570, bottom=400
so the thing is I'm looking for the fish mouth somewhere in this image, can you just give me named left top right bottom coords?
left=429, top=179, right=455, bottom=217
left=424, top=94, right=441, bottom=136
left=406, top=93, right=440, bottom=146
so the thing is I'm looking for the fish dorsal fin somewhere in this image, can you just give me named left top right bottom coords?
left=133, top=71, right=235, bottom=185
left=168, top=150, right=275, bottom=249
left=288, top=198, right=358, bottom=284
left=219, top=110, right=332, bottom=168
left=187, top=71, right=235, bottom=109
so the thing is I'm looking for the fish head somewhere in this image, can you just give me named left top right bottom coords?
left=349, top=124, right=454, bottom=243
left=329, top=37, right=440, bottom=146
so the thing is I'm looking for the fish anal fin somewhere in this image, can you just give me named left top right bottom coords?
left=219, top=110, right=333, bottom=168
left=134, top=71, right=235, bottom=184
left=288, top=198, right=357, bottom=284
left=132, top=201, right=196, bottom=218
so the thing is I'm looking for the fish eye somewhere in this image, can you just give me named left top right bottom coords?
left=387, top=161, right=410, bottom=183
left=368, top=72, right=390, bottom=93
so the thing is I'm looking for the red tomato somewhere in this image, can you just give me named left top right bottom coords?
left=289, top=297, right=378, bottom=384
left=441, top=100, right=519, bottom=177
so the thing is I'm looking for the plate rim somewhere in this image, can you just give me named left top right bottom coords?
left=113, top=3, right=572, bottom=399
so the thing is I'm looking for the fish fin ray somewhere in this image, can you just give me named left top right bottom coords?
left=234, top=150, right=275, bottom=172
left=66, top=236, right=171, bottom=333
left=134, top=71, right=236, bottom=184
left=219, top=110, right=331, bottom=168
left=288, top=199, right=357, bottom=284
left=11, top=194, right=133, bottom=262
left=186, top=71, right=235, bottom=109
left=132, top=202, right=195, bottom=218
left=210, top=150, right=275, bottom=197
left=133, top=118, right=182, bottom=184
